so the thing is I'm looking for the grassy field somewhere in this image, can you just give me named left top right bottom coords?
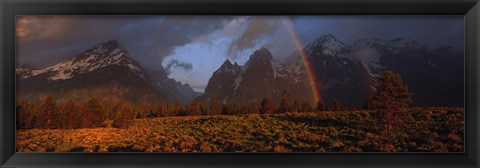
left=16, top=107, right=464, bottom=152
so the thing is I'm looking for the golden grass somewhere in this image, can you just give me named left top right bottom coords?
left=16, top=107, right=464, bottom=152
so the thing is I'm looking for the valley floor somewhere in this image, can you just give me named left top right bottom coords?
left=16, top=107, right=464, bottom=152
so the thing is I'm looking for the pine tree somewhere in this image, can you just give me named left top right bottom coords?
left=91, top=98, right=105, bottom=127
left=174, top=101, right=184, bottom=116
left=368, top=71, right=413, bottom=139
left=80, top=98, right=105, bottom=128
left=260, top=98, right=273, bottom=114
left=18, top=100, right=37, bottom=129
left=278, top=90, right=291, bottom=113
left=38, top=96, right=57, bottom=129
left=208, top=97, right=222, bottom=115
left=201, top=103, right=208, bottom=115
left=16, top=100, right=33, bottom=129
left=60, top=100, right=78, bottom=129
left=114, top=102, right=135, bottom=128
left=186, top=98, right=203, bottom=116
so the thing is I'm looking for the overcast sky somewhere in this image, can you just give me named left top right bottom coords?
left=16, top=16, right=464, bottom=92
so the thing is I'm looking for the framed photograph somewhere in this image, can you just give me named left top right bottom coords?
left=1, top=0, right=479, bottom=167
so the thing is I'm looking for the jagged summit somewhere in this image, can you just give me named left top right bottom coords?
left=194, top=34, right=463, bottom=106
left=243, top=47, right=274, bottom=69
left=222, top=59, right=233, bottom=66
left=199, top=47, right=314, bottom=105
left=74, top=40, right=127, bottom=62
left=19, top=40, right=142, bottom=81
left=306, top=34, right=348, bottom=57
left=314, top=34, right=337, bottom=42
left=250, top=47, right=273, bottom=60
left=17, top=40, right=199, bottom=104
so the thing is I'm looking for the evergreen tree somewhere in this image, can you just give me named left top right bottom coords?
left=201, top=103, right=209, bottom=115
left=90, top=98, right=106, bottom=127
left=60, top=100, right=78, bottom=129
left=186, top=98, right=203, bottom=116
left=278, top=90, right=291, bottom=113
left=114, top=102, right=135, bottom=128
left=80, top=98, right=105, bottom=128
left=368, top=71, right=413, bottom=138
left=137, top=102, right=150, bottom=119
left=38, top=96, right=57, bottom=129
left=260, top=98, right=273, bottom=114
left=174, top=101, right=184, bottom=116
left=19, top=100, right=37, bottom=129
left=208, top=97, right=223, bottom=115
left=16, top=100, right=34, bottom=129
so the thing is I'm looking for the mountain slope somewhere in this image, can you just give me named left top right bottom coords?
left=202, top=34, right=464, bottom=107
left=17, top=40, right=198, bottom=104
left=199, top=47, right=316, bottom=106
left=351, top=38, right=464, bottom=106
left=303, top=34, right=372, bottom=106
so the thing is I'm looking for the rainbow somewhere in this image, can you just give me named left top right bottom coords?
left=282, top=17, right=323, bottom=104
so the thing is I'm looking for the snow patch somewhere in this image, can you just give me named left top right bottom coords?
left=234, top=75, right=243, bottom=90
left=20, top=45, right=146, bottom=81
left=270, top=60, right=287, bottom=79
left=49, top=70, right=73, bottom=80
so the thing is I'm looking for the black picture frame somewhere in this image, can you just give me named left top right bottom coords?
left=1, top=0, right=479, bottom=167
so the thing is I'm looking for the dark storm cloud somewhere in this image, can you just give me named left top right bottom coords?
left=16, top=15, right=464, bottom=71
left=16, top=16, right=234, bottom=69
left=226, top=16, right=282, bottom=59
left=294, top=16, right=464, bottom=50
left=164, top=59, right=193, bottom=75
left=148, top=16, right=233, bottom=61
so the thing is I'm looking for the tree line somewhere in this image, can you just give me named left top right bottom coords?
left=17, top=71, right=413, bottom=132
left=16, top=90, right=344, bottom=130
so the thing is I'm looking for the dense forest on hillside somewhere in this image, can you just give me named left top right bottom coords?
left=16, top=91, right=335, bottom=130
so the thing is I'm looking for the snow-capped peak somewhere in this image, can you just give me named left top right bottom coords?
left=20, top=40, right=145, bottom=81
left=305, top=34, right=348, bottom=57
left=250, top=47, right=274, bottom=61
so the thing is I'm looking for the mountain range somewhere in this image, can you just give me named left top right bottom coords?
left=198, top=47, right=316, bottom=105
left=16, top=40, right=199, bottom=104
left=17, top=35, right=464, bottom=107
left=200, top=34, right=464, bottom=107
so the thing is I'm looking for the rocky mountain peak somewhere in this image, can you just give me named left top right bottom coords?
left=244, top=47, right=274, bottom=69
left=75, top=40, right=127, bottom=62
left=18, top=40, right=199, bottom=104
left=221, top=59, right=233, bottom=67
left=306, top=34, right=348, bottom=57
left=250, top=47, right=273, bottom=61
left=19, top=40, right=142, bottom=81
